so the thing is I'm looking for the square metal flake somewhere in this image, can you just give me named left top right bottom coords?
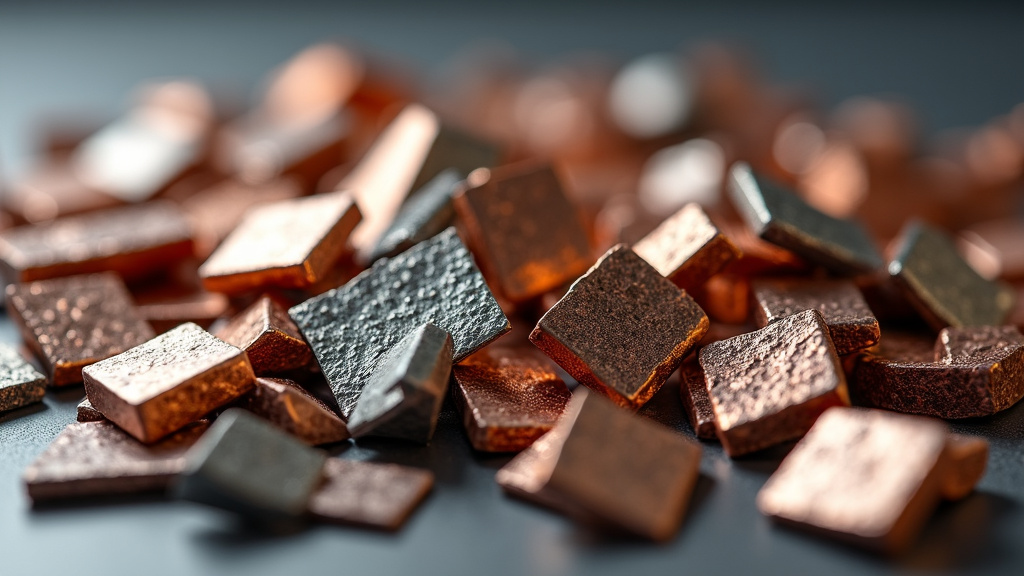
left=217, top=296, right=313, bottom=374
left=369, top=169, right=464, bottom=262
left=0, top=343, right=46, bottom=413
left=308, top=458, right=434, bottom=530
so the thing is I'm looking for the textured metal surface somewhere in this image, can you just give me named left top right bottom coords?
left=175, top=409, right=326, bottom=524
left=136, top=291, right=230, bottom=334
left=677, top=359, right=716, bottom=440
left=888, top=221, right=1015, bottom=330
left=6, top=273, right=154, bottom=386
left=199, top=191, right=361, bottom=293
left=217, top=296, right=312, bottom=374
left=757, top=408, right=953, bottom=553
left=83, top=322, right=255, bottom=443
left=240, top=378, right=349, bottom=446
left=23, top=420, right=208, bottom=502
left=852, top=326, right=1024, bottom=418
left=632, top=202, right=740, bottom=292
left=454, top=162, right=591, bottom=303
left=700, top=309, right=850, bottom=457
left=76, top=397, right=106, bottom=422
left=370, top=169, right=463, bottom=262
left=752, top=278, right=880, bottom=355
left=0, top=201, right=194, bottom=283
left=530, top=245, right=708, bottom=409
left=452, top=345, right=571, bottom=452
left=290, top=228, right=509, bottom=418
left=347, top=323, right=453, bottom=443
left=498, top=389, right=702, bottom=542
left=182, top=178, right=302, bottom=258
left=727, top=163, right=882, bottom=275
left=0, top=343, right=46, bottom=413
left=308, top=458, right=434, bottom=530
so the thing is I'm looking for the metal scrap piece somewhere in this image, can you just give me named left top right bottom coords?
left=217, top=296, right=313, bottom=374
left=76, top=397, right=106, bottom=422
left=678, top=359, right=716, bottom=440
left=136, top=291, right=230, bottom=334
left=308, top=458, right=434, bottom=530
left=240, top=378, right=349, bottom=446
left=369, top=169, right=464, bottom=262
left=0, top=343, right=46, bottom=413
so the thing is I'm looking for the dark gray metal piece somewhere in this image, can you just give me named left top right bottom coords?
left=347, top=324, right=453, bottom=443
left=290, top=227, right=510, bottom=418
left=0, top=343, right=46, bottom=413
left=369, top=169, right=464, bottom=262
left=175, top=408, right=326, bottom=525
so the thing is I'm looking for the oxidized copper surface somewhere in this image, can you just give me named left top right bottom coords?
left=200, top=191, right=361, bottom=294
left=217, top=296, right=313, bottom=374
left=530, top=245, right=708, bottom=409
left=700, top=309, right=850, bottom=457
left=83, top=322, right=255, bottom=443
left=308, top=458, right=434, bottom=530
left=0, top=343, right=47, bottom=413
left=678, top=359, right=716, bottom=440
left=6, top=273, right=154, bottom=386
left=452, top=345, right=571, bottom=452
left=240, top=378, right=348, bottom=446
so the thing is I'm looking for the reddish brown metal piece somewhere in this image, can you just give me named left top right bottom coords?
left=240, top=378, right=349, bottom=445
left=217, top=296, right=313, bottom=374
left=632, top=203, right=740, bottom=292
left=2, top=161, right=120, bottom=224
left=308, top=458, right=433, bottom=530
left=678, top=359, right=716, bottom=440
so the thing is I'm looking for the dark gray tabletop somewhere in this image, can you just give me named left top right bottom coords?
left=1, top=2, right=1023, bottom=575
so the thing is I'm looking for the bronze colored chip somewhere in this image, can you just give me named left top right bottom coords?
left=530, top=245, right=708, bottom=409
left=757, top=407, right=970, bottom=553
left=217, top=296, right=312, bottom=374
left=752, top=278, right=880, bottom=355
left=6, top=273, right=155, bottom=386
left=83, top=322, right=255, bottom=443
left=940, top=434, right=988, bottom=501
left=454, top=163, right=592, bottom=303
left=2, top=161, right=120, bottom=224
left=338, top=104, right=499, bottom=262
left=678, top=359, right=716, bottom=440
left=632, top=203, right=740, bottom=292
left=888, top=221, right=1015, bottom=330
left=852, top=326, right=1024, bottom=418
left=240, top=378, right=348, bottom=445
left=496, top=389, right=702, bottom=542
left=76, top=397, right=106, bottom=422
left=308, top=458, right=434, bottom=530
left=23, top=420, right=208, bottom=502
left=182, top=178, right=302, bottom=258
left=452, top=346, right=571, bottom=452
left=0, top=201, right=194, bottom=284
left=199, top=191, right=361, bottom=294
left=692, top=273, right=751, bottom=325
left=370, top=169, right=464, bottom=262
left=700, top=309, right=850, bottom=457
left=136, top=291, right=231, bottom=334
left=0, top=343, right=47, bottom=413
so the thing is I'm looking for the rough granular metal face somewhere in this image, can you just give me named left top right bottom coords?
left=241, top=378, right=349, bottom=446
left=0, top=343, right=46, bottom=413
left=632, top=202, right=740, bottom=292
left=530, top=245, right=708, bottom=409
left=677, top=360, right=716, bottom=440
left=888, top=221, right=1015, bottom=330
left=727, top=162, right=882, bottom=275
left=497, top=390, right=702, bottom=542
left=370, top=169, right=464, bottom=262
left=200, top=191, right=361, bottom=294
left=217, top=296, right=313, bottom=374
left=83, top=322, right=255, bottom=443
left=700, top=309, right=850, bottom=457
left=757, top=407, right=959, bottom=553
left=752, top=278, right=880, bottom=355
left=6, top=273, right=155, bottom=386
left=0, top=201, right=194, bottom=284
left=454, top=163, right=592, bottom=303
left=289, top=228, right=510, bottom=418
left=23, top=420, right=208, bottom=502
left=452, top=346, right=571, bottom=452
left=175, top=409, right=326, bottom=524
left=76, top=397, right=106, bottom=422
left=346, top=323, right=453, bottom=444
left=308, top=458, right=434, bottom=530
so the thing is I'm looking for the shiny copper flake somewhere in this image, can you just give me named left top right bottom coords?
left=217, top=296, right=313, bottom=374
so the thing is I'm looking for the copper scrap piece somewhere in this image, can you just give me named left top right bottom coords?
left=752, top=278, right=880, bottom=355
left=23, top=420, right=208, bottom=502
left=216, top=296, right=312, bottom=374
left=728, top=162, right=883, bottom=275
left=83, top=322, right=255, bottom=443
left=308, top=458, right=434, bottom=530
left=940, top=434, right=989, bottom=501
left=888, top=221, right=1015, bottom=330
left=338, top=104, right=499, bottom=261
left=957, top=218, right=1024, bottom=281
left=691, top=273, right=751, bottom=325
left=347, top=324, right=454, bottom=444
left=531, top=245, right=708, bottom=409
left=0, top=343, right=47, bottom=413
left=6, top=273, right=155, bottom=386
left=497, top=389, right=702, bottom=541
left=136, top=291, right=230, bottom=334
left=452, top=346, right=571, bottom=452
left=76, top=397, right=106, bottom=422
left=700, top=309, right=850, bottom=457
left=454, top=163, right=592, bottom=303
left=632, top=203, right=740, bottom=292
left=678, top=360, right=716, bottom=440
left=0, top=201, right=194, bottom=284
left=3, top=161, right=120, bottom=224
left=199, top=191, right=361, bottom=294
left=715, top=217, right=808, bottom=276
left=757, top=407, right=983, bottom=554
left=182, top=178, right=302, bottom=258
left=852, top=326, right=1024, bottom=418
left=240, top=378, right=349, bottom=445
